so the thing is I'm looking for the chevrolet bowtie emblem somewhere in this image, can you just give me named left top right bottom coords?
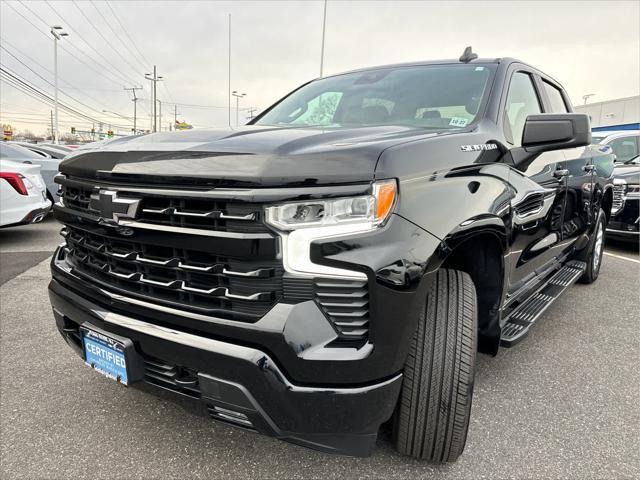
left=89, top=190, right=140, bottom=222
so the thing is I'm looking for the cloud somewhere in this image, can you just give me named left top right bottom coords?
left=1, top=0, right=638, bottom=135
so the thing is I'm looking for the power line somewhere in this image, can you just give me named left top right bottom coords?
left=105, top=1, right=152, bottom=69
left=90, top=1, right=149, bottom=71
left=1, top=68, right=131, bottom=129
left=41, top=0, right=141, bottom=86
left=11, top=0, right=152, bottom=119
left=71, top=0, right=143, bottom=83
left=101, top=1, right=176, bottom=107
left=161, top=101, right=252, bottom=110
left=0, top=42, right=132, bottom=120
left=4, top=2, right=134, bottom=89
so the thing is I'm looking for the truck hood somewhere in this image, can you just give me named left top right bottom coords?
left=60, top=125, right=442, bottom=187
left=613, top=164, right=640, bottom=183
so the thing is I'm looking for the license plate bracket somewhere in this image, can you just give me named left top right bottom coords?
left=80, top=324, right=144, bottom=386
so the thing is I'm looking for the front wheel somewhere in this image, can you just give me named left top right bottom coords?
left=393, top=269, right=477, bottom=463
left=578, top=208, right=606, bottom=284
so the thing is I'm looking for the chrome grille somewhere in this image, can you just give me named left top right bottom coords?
left=314, top=278, right=369, bottom=347
left=59, top=181, right=268, bottom=233
left=612, top=183, right=626, bottom=215
left=62, top=226, right=282, bottom=319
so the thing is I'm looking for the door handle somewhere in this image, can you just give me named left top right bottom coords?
left=553, top=169, right=569, bottom=178
left=582, top=164, right=595, bottom=172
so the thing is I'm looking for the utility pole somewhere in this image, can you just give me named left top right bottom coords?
left=246, top=107, right=257, bottom=121
left=145, top=66, right=163, bottom=132
left=173, top=104, right=181, bottom=131
left=228, top=13, right=232, bottom=127
left=50, top=110, right=54, bottom=140
left=158, top=99, right=162, bottom=132
left=50, top=26, right=68, bottom=144
left=124, top=86, right=142, bottom=133
left=232, top=91, right=246, bottom=127
left=319, top=0, right=327, bottom=77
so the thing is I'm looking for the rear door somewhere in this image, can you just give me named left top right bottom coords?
left=502, top=70, right=568, bottom=293
left=538, top=78, right=596, bottom=239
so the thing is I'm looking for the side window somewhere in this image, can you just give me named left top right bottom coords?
left=608, top=136, right=639, bottom=163
left=542, top=81, right=568, bottom=113
left=504, top=72, right=542, bottom=147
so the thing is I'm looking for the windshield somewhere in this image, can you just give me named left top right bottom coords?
left=0, top=143, right=42, bottom=160
left=255, top=64, right=495, bottom=129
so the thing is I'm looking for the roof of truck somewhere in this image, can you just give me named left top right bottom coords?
left=322, top=57, right=527, bottom=78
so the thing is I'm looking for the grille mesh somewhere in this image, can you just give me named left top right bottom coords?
left=63, top=226, right=282, bottom=320
left=612, top=184, right=626, bottom=214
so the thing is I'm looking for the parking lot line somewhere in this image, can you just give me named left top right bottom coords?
left=603, top=251, right=640, bottom=264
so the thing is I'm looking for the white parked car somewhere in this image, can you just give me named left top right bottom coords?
left=0, top=159, right=51, bottom=228
left=0, top=142, right=62, bottom=202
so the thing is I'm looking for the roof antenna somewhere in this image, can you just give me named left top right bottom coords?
left=459, top=46, right=478, bottom=63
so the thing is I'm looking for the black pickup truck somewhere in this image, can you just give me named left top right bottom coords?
left=49, top=49, right=615, bottom=462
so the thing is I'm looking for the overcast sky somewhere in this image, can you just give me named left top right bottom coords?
left=1, top=0, right=638, bottom=135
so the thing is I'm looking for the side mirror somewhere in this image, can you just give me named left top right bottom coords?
left=511, top=113, right=591, bottom=170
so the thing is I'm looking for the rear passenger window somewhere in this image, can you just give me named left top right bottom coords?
left=504, top=72, right=542, bottom=146
left=542, top=81, right=568, bottom=113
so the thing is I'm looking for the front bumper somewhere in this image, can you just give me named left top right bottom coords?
left=50, top=275, right=402, bottom=457
left=607, top=198, right=639, bottom=239
left=48, top=209, right=443, bottom=455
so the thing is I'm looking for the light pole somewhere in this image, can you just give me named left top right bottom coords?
left=582, top=94, right=596, bottom=105
left=145, top=66, right=163, bottom=132
left=320, top=0, right=327, bottom=77
left=50, top=26, right=68, bottom=144
left=232, top=91, right=246, bottom=127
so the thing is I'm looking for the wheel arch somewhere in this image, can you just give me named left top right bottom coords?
left=439, top=228, right=507, bottom=355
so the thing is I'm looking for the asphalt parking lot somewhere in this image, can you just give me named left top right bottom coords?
left=1, top=216, right=638, bottom=479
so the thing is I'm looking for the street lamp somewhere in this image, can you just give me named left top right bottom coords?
left=582, top=94, right=596, bottom=105
left=51, top=26, right=68, bottom=144
left=232, top=91, right=246, bottom=127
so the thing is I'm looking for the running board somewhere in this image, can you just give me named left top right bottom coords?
left=500, top=260, right=586, bottom=347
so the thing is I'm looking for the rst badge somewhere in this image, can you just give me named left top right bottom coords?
left=89, top=189, right=140, bottom=223
left=460, top=144, right=498, bottom=152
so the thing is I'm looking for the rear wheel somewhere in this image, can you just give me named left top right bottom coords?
left=578, top=208, right=606, bottom=284
left=393, top=269, right=477, bottom=462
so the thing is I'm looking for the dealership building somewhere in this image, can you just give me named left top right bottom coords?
left=574, top=95, right=640, bottom=132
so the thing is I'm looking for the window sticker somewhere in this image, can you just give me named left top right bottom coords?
left=449, top=117, right=469, bottom=127
left=475, top=66, right=485, bottom=71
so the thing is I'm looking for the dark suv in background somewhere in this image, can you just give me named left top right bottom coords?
left=49, top=49, right=614, bottom=462
left=592, top=131, right=639, bottom=240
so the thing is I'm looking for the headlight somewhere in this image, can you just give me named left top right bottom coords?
left=265, top=179, right=397, bottom=278
left=627, top=184, right=640, bottom=198
left=265, top=179, right=397, bottom=231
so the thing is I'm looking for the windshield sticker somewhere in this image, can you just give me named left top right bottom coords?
left=475, top=66, right=485, bottom=71
left=449, top=117, right=469, bottom=127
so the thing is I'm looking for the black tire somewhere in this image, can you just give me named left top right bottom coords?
left=393, top=269, right=477, bottom=463
left=577, top=208, right=606, bottom=284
